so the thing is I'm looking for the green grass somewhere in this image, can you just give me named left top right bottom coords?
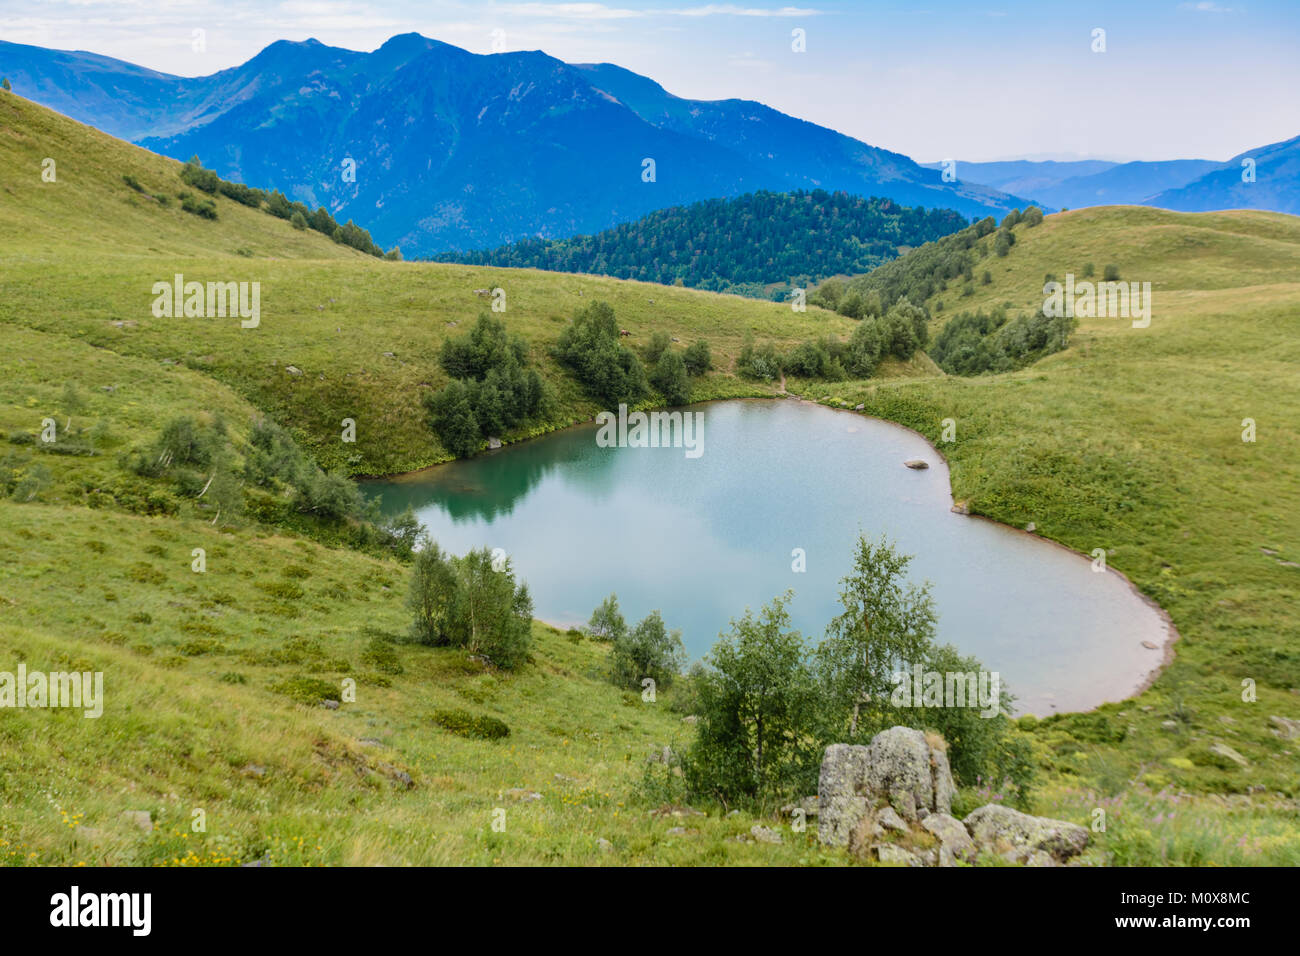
left=1, top=91, right=1298, bottom=866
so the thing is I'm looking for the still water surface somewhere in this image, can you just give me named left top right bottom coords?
left=367, top=399, right=1171, bottom=714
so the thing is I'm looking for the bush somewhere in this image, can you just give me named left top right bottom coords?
left=682, top=340, right=713, bottom=375
left=407, top=539, right=533, bottom=668
left=650, top=349, right=691, bottom=405
left=272, top=676, right=340, bottom=706
left=586, top=593, right=626, bottom=642
left=553, top=302, right=647, bottom=406
left=361, top=636, right=404, bottom=675
left=1104, top=264, right=1121, bottom=281
left=609, top=610, right=686, bottom=691
left=290, top=211, right=308, bottom=230
left=431, top=708, right=510, bottom=740
left=643, top=330, right=672, bottom=365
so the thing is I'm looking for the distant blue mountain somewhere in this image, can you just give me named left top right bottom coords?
left=927, top=158, right=1223, bottom=210
left=0, top=34, right=1032, bottom=255
left=1146, top=136, right=1300, bottom=216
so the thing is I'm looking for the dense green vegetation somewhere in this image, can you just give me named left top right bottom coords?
left=434, top=190, right=970, bottom=300
left=928, top=306, right=1073, bottom=375
left=180, top=156, right=395, bottom=259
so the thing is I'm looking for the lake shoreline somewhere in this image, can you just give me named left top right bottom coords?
left=367, top=393, right=1180, bottom=717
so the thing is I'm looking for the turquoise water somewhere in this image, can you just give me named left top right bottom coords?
left=366, top=399, right=1171, bottom=714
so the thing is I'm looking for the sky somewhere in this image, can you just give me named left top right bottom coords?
left=2, top=0, right=1298, bottom=162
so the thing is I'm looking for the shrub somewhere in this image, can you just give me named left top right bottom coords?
left=553, top=302, right=647, bottom=406
left=272, top=676, right=340, bottom=706
left=431, top=708, right=510, bottom=740
left=585, top=593, right=626, bottom=642
left=609, top=610, right=686, bottom=691
left=360, top=636, right=404, bottom=675
left=1104, top=264, right=1121, bottom=281
left=650, top=349, right=691, bottom=405
left=682, top=340, right=713, bottom=375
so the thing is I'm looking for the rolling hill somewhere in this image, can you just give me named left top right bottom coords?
left=0, top=34, right=1029, bottom=256
left=433, top=190, right=971, bottom=299
left=2, top=86, right=1299, bottom=868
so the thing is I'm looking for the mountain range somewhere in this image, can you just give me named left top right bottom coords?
left=0, top=34, right=1026, bottom=256
left=927, top=146, right=1300, bottom=215
left=2, top=33, right=1295, bottom=256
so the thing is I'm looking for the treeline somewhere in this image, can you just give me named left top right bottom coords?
left=170, top=157, right=399, bottom=259
left=813, top=206, right=1044, bottom=317
left=433, top=190, right=970, bottom=300
left=737, top=297, right=929, bottom=383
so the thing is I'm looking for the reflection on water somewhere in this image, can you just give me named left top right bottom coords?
left=365, top=399, right=1171, bottom=715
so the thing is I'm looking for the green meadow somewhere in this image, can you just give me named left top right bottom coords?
left=1, top=91, right=1297, bottom=866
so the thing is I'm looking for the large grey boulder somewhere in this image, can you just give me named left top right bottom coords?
left=817, top=726, right=956, bottom=846
left=921, top=812, right=975, bottom=862
left=963, top=804, right=1089, bottom=864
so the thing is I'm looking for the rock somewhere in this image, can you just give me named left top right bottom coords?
left=120, top=810, right=153, bottom=833
left=649, top=804, right=704, bottom=819
left=321, top=699, right=340, bottom=710
left=877, top=806, right=909, bottom=833
left=665, top=826, right=697, bottom=837
left=1209, top=742, right=1249, bottom=767
left=681, top=714, right=699, bottom=725
left=1269, top=715, right=1300, bottom=739
left=950, top=500, right=970, bottom=515
left=357, top=738, right=383, bottom=748
left=1142, top=640, right=1159, bottom=650
left=903, top=459, right=929, bottom=470
left=378, top=763, right=414, bottom=789
left=750, top=825, right=783, bottom=845
left=504, top=788, right=542, bottom=802
left=487, top=437, right=502, bottom=450
left=241, top=764, right=267, bottom=777
left=1025, top=522, right=1037, bottom=533
left=854, top=403, right=865, bottom=411
left=874, top=844, right=922, bottom=866
left=596, top=838, right=613, bottom=853
left=285, top=365, right=302, bottom=376
left=1161, top=720, right=1179, bottom=731
left=963, top=804, right=1089, bottom=864
left=382, top=351, right=395, bottom=358
left=817, top=727, right=956, bottom=846
left=646, top=745, right=675, bottom=765
left=921, top=812, right=975, bottom=862
left=781, top=796, right=819, bottom=819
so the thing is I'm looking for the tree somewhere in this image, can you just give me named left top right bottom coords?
left=1021, top=205, right=1044, bottom=227
left=444, top=548, right=533, bottom=668
left=553, top=302, right=647, bottom=406
left=651, top=349, right=691, bottom=405
left=845, top=316, right=886, bottom=377
left=1, top=78, right=10, bottom=92
left=424, top=380, right=480, bottom=457
left=586, top=593, right=626, bottom=641
left=407, top=538, right=459, bottom=646
left=290, top=211, right=308, bottom=230
left=683, top=594, right=820, bottom=808
left=644, top=330, right=672, bottom=365
left=815, top=535, right=937, bottom=741
left=609, top=610, right=686, bottom=691
left=683, top=340, right=713, bottom=375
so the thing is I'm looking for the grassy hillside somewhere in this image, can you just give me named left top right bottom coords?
left=0, top=91, right=858, bottom=477
left=2, top=88, right=1298, bottom=867
left=816, top=206, right=1300, bottom=863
